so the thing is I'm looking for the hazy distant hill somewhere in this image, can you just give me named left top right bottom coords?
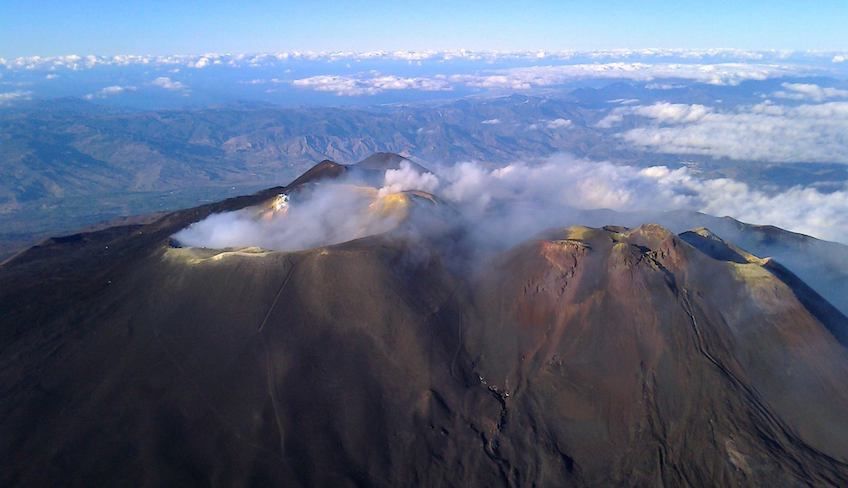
left=0, top=96, right=595, bottom=256
left=2, top=94, right=846, bottom=258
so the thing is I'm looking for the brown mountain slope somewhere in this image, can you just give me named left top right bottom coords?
left=1, top=236, right=505, bottom=486
left=680, top=227, right=848, bottom=348
left=583, top=208, right=848, bottom=318
left=468, top=224, right=848, bottom=485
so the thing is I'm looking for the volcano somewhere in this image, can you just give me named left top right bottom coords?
left=1, top=154, right=847, bottom=486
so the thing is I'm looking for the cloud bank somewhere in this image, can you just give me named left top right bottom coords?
left=84, top=85, right=136, bottom=99
left=292, top=74, right=451, bottom=96
left=546, top=118, right=573, bottom=129
left=773, top=82, right=848, bottom=102
left=151, top=76, right=188, bottom=91
left=447, top=62, right=805, bottom=89
left=0, top=90, right=32, bottom=105
left=289, top=62, right=812, bottom=96
left=440, top=156, right=848, bottom=245
left=1, top=49, right=843, bottom=72
left=600, top=101, right=848, bottom=163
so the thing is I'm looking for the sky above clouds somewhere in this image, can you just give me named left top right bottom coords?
left=1, top=0, right=847, bottom=57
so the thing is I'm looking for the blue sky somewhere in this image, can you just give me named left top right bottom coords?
left=1, top=0, right=846, bottom=57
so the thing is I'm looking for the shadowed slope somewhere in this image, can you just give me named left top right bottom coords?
left=681, top=227, right=848, bottom=348
left=1, top=232, right=508, bottom=486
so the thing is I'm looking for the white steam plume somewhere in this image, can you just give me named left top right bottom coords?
left=173, top=183, right=406, bottom=251
left=173, top=154, right=848, bottom=254
left=438, top=156, right=848, bottom=245
left=378, top=161, right=439, bottom=196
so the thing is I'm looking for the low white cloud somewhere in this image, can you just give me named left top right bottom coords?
left=645, top=82, right=685, bottom=90
left=632, top=102, right=712, bottom=123
left=0, top=90, right=32, bottom=105
left=239, top=78, right=288, bottom=86
left=151, top=76, right=187, bottom=91
left=595, top=113, right=624, bottom=128
left=440, top=159, right=669, bottom=214
left=291, top=74, right=451, bottom=96
left=283, top=61, right=810, bottom=96
left=192, top=56, right=217, bottom=69
left=601, top=101, right=848, bottom=163
left=773, top=82, right=848, bottom=102
left=833, top=55, right=846, bottom=64
left=1, top=49, right=841, bottom=73
left=608, top=98, right=640, bottom=105
left=449, top=62, right=804, bottom=89
left=640, top=165, right=848, bottom=243
left=598, top=101, right=711, bottom=128
left=83, top=85, right=136, bottom=99
left=546, top=118, right=573, bottom=129
left=291, top=75, right=363, bottom=95
left=481, top=118, right=501, bottom=125
left=439, top=156, right=848, bottom=244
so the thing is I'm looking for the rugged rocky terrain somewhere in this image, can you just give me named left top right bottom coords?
left=2, top=155, right=847, bottom=486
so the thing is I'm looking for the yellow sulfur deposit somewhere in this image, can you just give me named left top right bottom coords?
left=368, top=192, right=410, bottom=219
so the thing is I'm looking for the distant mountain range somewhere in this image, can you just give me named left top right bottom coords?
left=2, top=91, right=847, bottom=259
left=0, top=96, right=593, bottom=256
